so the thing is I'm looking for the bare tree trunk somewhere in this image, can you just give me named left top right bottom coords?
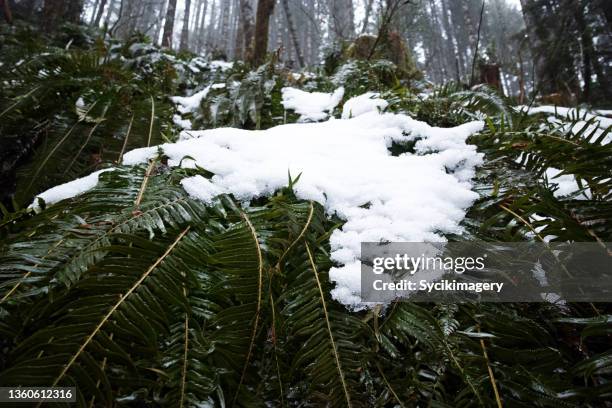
left=42, top=0, right=83, bottom=31
left=360, top=0, right=374, bottom=34
left=93, top=0, right=108, bottom=26
left=196, top=0, right=208, bottom=52
left=179, top=0, right=191, bottom=51
left=89, top=0, right=100, bottom=24
left=281, top=0, right=304, bottom=67
left=250, top=0, right=275, bottom=66
left=154, top=0, right=168, bottom=43
left=517, top=47, right=526, bottom=104
left=206, top=0, right=216, bottom=49
left=1, top=0, right=13, bottom=24
left=329, top=0, right=354, bottom=41
left=162, top=0, right=178, bottom=47
left=235, top=0, right=254, bottom=60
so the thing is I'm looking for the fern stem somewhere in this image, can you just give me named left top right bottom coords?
left=134, top=159, right=157, bottom=207
left=0, top=85, right=40, bottom=118
left=305, top=242, right=352, bottom=408
left=480, top=338, right=503, bottom=408
left=498, top=204, right=545, bottom=242
left=444, top=340, right=485, bottom=406
left=179, top=314, right=189, bottom=408
left=117, top=112, right=135, bottom=163
left=0, top=238, right=65, bottom=304
left=25, top=100, right=99, bottom=195
left=232, top=211, right=265, bottom=407
left=376, top=361, right=405, bottom=408
left=147, top=95, right=155, bottom=147
left=269, top=293, right=285, bottom=407
left=88, top=333, right=113, bottom=408
left=275, top=201, right=314, bottom=270
left=48, top=227, right=190, bottom=388
left=63, top=105, right=107, bottom=175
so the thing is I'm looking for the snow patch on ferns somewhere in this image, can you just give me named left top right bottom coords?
left=29, top=168, right=115, bottom=212
left=123, top=106, right=484, bottom=308
left=281, top=86, right=345, bottom=122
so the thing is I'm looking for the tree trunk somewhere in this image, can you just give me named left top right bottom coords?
left=281, top=0, right=304, bottom=67
left=235, top=0, right=254, bottom=60
left=329, top=0, right=354, bottom=41
left=206, top=0, right=217, bottom=49
left=196, top=0, right=208, bottom=52
left=361, top=0, right=374, bottom=34
left=162, top=0, right=178, bottom=47
left=42, top=0, right=66, bottom=31
left=479, top=64, right=504, bottom=95
left=179, top=0, right=192, bottom=51
left=93, top=0, right=108, bottom=26
left=250, top=0, right=275, bottom=66
left=1, top=0, right=13, bottom=24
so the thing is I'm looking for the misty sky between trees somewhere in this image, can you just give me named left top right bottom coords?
left=68, top=0, right=610, bottom=106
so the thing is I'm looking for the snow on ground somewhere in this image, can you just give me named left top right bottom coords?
left=341, top=92, right=388, bottom=119
left=518, top=105, right=612, bottom=144
left=171, top=86, right=211, bottom=114
left=123, top=103, right=484, bottom=308
left=29, top=168, right=115, bottom=212
left=281, top=87, right=345, bottom=122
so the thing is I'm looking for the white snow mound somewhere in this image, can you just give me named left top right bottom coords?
left=341, top=92, right=388, bottom=119
left=281, top=87, right=345, bottom=122
left=123, top=108, right=484, bottom=308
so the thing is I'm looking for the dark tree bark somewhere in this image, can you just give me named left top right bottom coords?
left=93, top=0, right=108, bottom=26
left=43, top=0, right=83, bottom=31
left=179, top=0, right=192, bottom=51
left=1, top=0, right=13, bottom=24
left=250, top=0, right=275, bottom=66
left=281, top=0, right=304, bottom=67
left=162, top=0, right=178, bottom=47
left=520, top=0, right=578, bottom=97
left=479, top=64, right=504, bottom=94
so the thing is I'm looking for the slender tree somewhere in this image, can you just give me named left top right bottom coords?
left=179, top=0, right=192, bottom=51
left=93, top=0, right=108, bottom=26
left=235, top=0, right=254, bottom=60
left=162, top=0, right=178, bottom=47
left=251, top=0, right=275, bottom=65
left=281, top=0, right=304, bottom=67
left=1, top=0, right=13, bottom=24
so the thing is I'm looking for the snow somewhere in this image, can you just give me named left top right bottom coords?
left=211, top=83, right=225, bottom=89
left=341, top=92, right=388, bottom=119
left=123, top=106, right=484, bottom=308
left=519, top=105, right=612, bottom=128
left=518, top=105, right=612, bottom=144
left=29, top=168, right=115, bottom=212
left=180, top=175, right=224, bottom=204
left=171, top=86, right=211, bottom=114
left=281, top=87, right=345, bottom=122
left=209, top=60, right=233, bottom=71
left=545, top=168, right=591, bottom=199
left=173, top=114, right=192, bottom=130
